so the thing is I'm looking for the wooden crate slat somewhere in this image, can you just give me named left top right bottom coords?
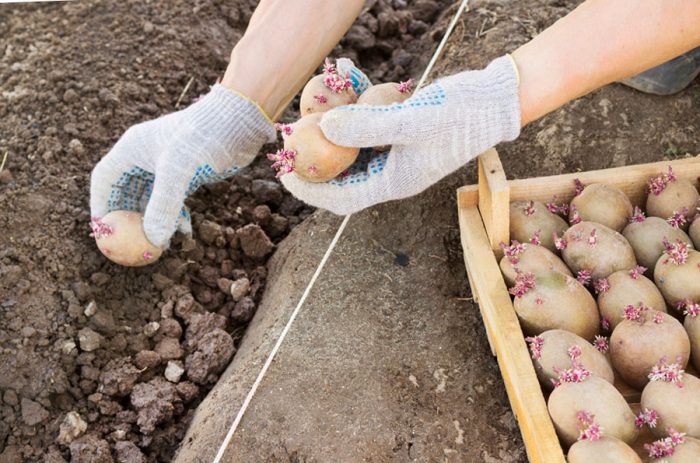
left=507, top=156, right=700, bottom=206
left=458, top=205, right=566, bottom=463
left=477, top=148, right=510, bottom=256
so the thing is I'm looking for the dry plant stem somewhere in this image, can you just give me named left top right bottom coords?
left=513, top=0, right=700, bottom=126
left=223, top=0, right=365, bottom=121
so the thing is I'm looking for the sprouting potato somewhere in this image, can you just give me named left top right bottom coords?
left=569, top=183, right=633, bottom=232
left=526, top=330, right=613, bottom=390
left=610, top=307, right=690, bottom=390
left=690, top=215, right=700, bottom=248
left=646, top=166, right=699, bottom=226
left=640, top=362, right=700, bottom=439
left=510, top=271, right=599, bottom=341
left=559, top=221, right=637, bottom=281
left=510, top=201, right=569, bottom=252
left=270, top=113, right=360, bottom=182
left=91, top=211, right=162, bottom=267
left=654, top=241, right=700, bottom=307
left=299, top=59, right=357, bottom=116
left=499, top=241, right=572, bottom=286
left=647, top=434, right=700, bottom=462
left=548, top=376, right=638, bottom=447
left=622, top=208, right=693, bottom=272
left=597, top=267, right=667, bottom=330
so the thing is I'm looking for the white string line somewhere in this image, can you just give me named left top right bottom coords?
left=212, top=1, right=469, bottom=460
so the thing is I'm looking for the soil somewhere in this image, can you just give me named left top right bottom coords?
left=0, top=1, right=454, bottom=461
left=3, top=0, right=700, bottom=461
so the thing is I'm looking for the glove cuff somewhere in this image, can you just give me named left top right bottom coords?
left=186, top=84, right=277, bottom=160
left=478, top=55, right=522, bottom=143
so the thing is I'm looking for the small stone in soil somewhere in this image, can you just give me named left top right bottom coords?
left=158, top=318, right=182, bottom=339
left=77, top=327, right=102, bottom=352
left=164, top=361, right=185, bottom=383
left=56, top=411, right=87, bottom=445
left=143, top=321, right=160, bottom=337
left=230, top=277, right=250, bottom=301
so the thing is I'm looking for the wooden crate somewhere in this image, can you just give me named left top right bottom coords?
left=456, top=148, right=700, bottom=463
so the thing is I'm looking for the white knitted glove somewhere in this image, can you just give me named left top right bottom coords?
left=280, top=55, right=521, bottom=215
left=90, top=84, right=275, bottom=247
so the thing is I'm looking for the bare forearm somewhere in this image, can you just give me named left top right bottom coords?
left=222, top=0, right=364, bottom=120
left=513, top=0, right=700, bottom=126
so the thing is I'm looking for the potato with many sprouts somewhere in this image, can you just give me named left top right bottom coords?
left=299, top=59, right=357, bottom=116
left=567, top=435, right=641, bottom=463
left=526, top=330, right=613, bottom=390
left=610, top=305, right=690, bottom=390
left=646, top=431, right=700, bottom=462
left=683, top=301, right=700, bottom=371
left=498, top=240, right=572, bottom=286
left=569, top=182, right=633, bottom=232
left=270, top=113, right=360, bottom=182
left=510, top=271, right=599, bottom=341
left=622, top=207, right=694, bottom=271
left=653, top=240, right=700, bottom=307
left=640, top=359, right=700, bottom=439
left=510, top=200, right=569, bottom=252
left=548, top=375, right=638, bottom=447
left=558, top=221, right=637, bottom=281
left=646, top=166, right=699, bottom=226
left=596, top=266, right=667, bottom=331
left=91, top=211, right=162, bottom=267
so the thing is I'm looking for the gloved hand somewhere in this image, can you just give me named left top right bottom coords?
left=280, top=55, right=522, bottom=215
left=90, top=84, right=276, bottom=248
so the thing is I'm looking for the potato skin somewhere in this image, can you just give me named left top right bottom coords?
left=499, top=244, right=572, bottom=286
left=562, top=222, right=637, bottom=280
left=598, top=269, right=667, bottom=330
left=623, top=217, right=693, bottom=271
left=690, top=217, right=700, bottom=249
left=646, top=177, right=699, bottom=225
left=299, top=74, right=357, bottom=116
left=548, top=376, right=638, bottom=447
left=283, top=113, right=360, bottom=182
left=357, top=83, right=410, bottom=106
left=662, top=436, right=700, bottom=462
left=570, top=183, right=633, bottom=232
left=513, top=271, right=599, bottom=341
left=641, top=373, right=700, bottom=439
left=510, top=201, right=569, bottom=252
left=567, top=437, right=641, bottom=463
left=654, top=249, right=700, bottom=307
left=610, top=311, right=690, bottom=390
left=686, top=315, right=700, bottom=371
left=93, top=211, right=162, bottom=267
left=531, top=330, right=613, bottom=390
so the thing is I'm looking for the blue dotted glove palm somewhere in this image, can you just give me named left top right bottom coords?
left=280, top=56, right=521, bottom=215
left=90, top=85, right=275, bottom=248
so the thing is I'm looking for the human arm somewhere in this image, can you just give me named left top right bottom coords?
left=281, top=0, right=700, bottom=215
left=515, top=0, right=700, bottom=125
left=89, top=0, right=365, bottom=248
